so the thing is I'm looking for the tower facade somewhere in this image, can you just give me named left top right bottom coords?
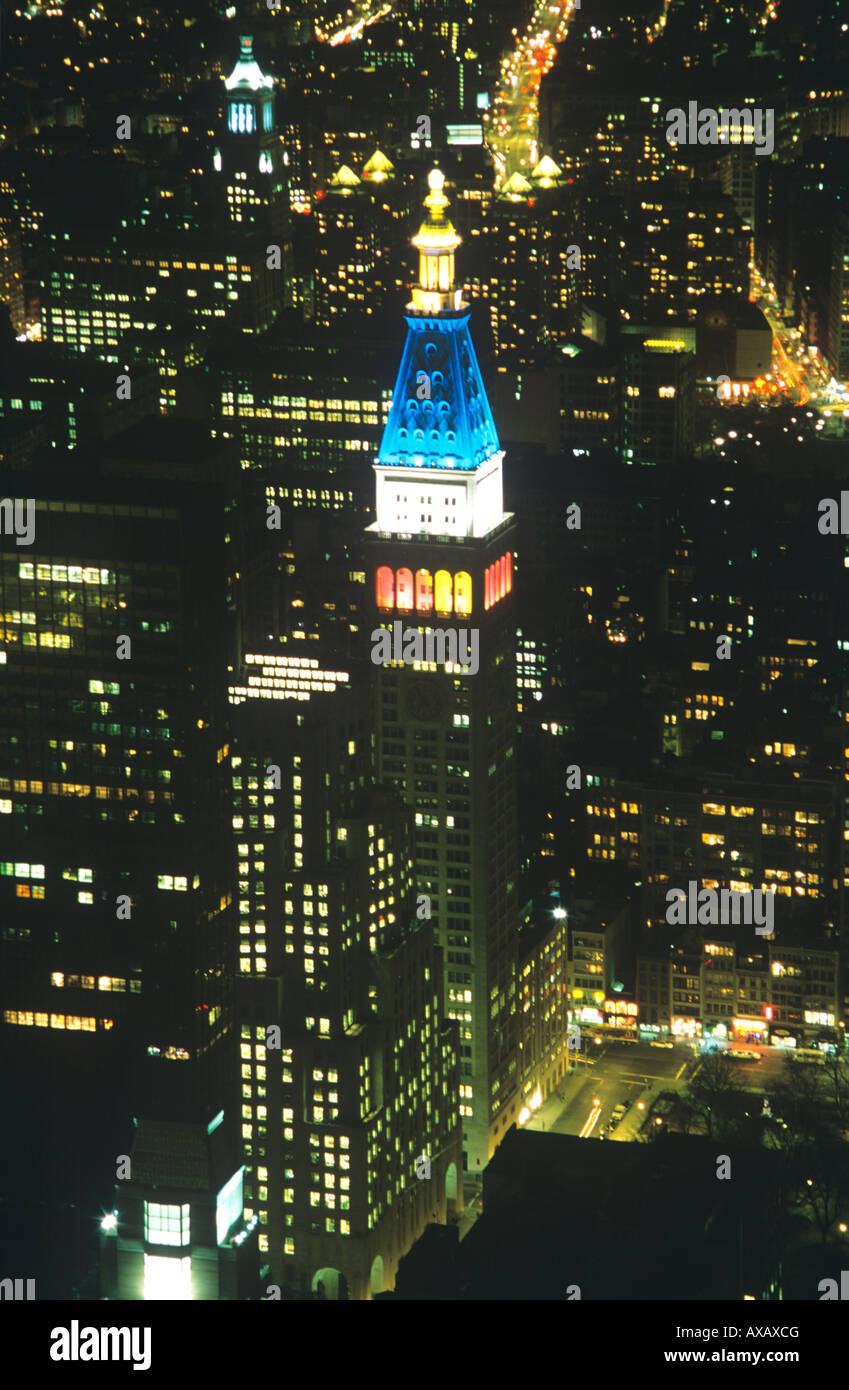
left=366, top=171, right=520, bottom=1172
left=0, top=466, right=241, bottom=1298
left=217, top=36, right=286, bottom=240
left=228, top=683, right=462, bottom=1300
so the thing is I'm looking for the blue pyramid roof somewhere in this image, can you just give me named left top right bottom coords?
left=377, top=312, right=501, bottom=472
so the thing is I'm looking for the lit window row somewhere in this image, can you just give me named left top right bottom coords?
left=484, top=553, right=513, bottom=610
left=51, top=973, right=131, bottom=991
left=0, top=862, right=44, bottom=878
left=376, top=566, right=472, bottom=615
left=18, top=563, right=112, bottom=585
left=4, top=1010, right=113, bottom=1031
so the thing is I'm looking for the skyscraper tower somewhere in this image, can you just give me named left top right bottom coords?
left=0, top=457, right=246, bottom=1298
left=216, top=35, right=286, bottom=240
left=366, top=170, right=520, bottom=1173
left=227, top=681, right=461, bottom=1299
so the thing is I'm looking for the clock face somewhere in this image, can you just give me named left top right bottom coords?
left=405, top=677, right=443, bottom=722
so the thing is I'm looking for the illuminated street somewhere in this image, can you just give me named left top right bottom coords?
left=485, top=0, right=577, bottom=185
left=751, top=275, right=848, bottom=414
left=522, top=1038, right=798, bottom=1145
left=526, top=1039, right=693, bottom=1139
left=315, top=2, right=393, bottom=45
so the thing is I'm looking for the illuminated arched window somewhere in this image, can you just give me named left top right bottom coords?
left=396, top=568, right=414, bottom=611
left=498, top=555, right=506, bottom=600
left=454, top=571, right=472, bottom=616
left=505, top=551, right=513, bottom=593
left=434, top=570, right=453, bottom=614
left=484, top=565, right=492, bottom=611
left=415, top=569, right=433, bottom=612
left=376, top=566, right=394, bottom=610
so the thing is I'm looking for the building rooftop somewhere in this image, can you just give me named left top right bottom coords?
left=224, top=35, right=273, bottom=93
left=392, top=1127, right=783, bottom=1299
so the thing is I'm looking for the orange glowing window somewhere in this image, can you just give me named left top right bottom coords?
left=454, top=571, right=472, bottom=616
left=505, top=551, right=513, bottom=593
left=415, top=569, right=433, bottom=612
left=376, top=566, right=394, bottom=610
left=434, top=570, right=453, bottom=614
left=396, top=568, right=414, bottom=611
left=498, top=555, right=506, bottom=599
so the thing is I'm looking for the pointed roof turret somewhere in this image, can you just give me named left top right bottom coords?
left=375, top=170, right=501, bottom=475
left=500, top=171, right=533, bottom=199
left=224, top=35, right=273, bottom=92
left=408, top=168, right=465, bottom=316
left=531, top=154, right=562, bottom=187
left=328, top=164, right=361, bottom=192
left=362, top=149, right=394, bottom=182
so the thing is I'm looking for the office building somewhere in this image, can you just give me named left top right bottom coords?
left=366, top=169, right=520, bottom=1171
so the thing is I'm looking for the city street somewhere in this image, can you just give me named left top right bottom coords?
left=485, top=0, right=576, bottom=185
left=456, top=1037, right=827, bottom=1240
left=526, top=1038, right=694, bottom=1140
left=525, top=1037, right=800, bottom=1142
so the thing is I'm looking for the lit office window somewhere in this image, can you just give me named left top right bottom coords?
left=144, top=1201, right=190, bottom=1247
left=144, top=1254, right=192, bottom=1300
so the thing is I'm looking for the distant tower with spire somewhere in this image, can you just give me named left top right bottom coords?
left=215, top=35, right=286, bottom=239
left=366, top=169, right=520, bottom=1173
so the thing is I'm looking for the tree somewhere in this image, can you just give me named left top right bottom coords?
left=820, top=1051, right=849, bottom=1135
left=772, top=1055, right=836, bottom=1145
left=789, top=1139, right=849, bottom=1245
left=685, top=1052, right=743, bottom=1140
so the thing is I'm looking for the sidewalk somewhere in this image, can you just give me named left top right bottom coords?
left=610, top=1055, right=700, bottom=1141
left=524, top=1052, right=606, bottom=1133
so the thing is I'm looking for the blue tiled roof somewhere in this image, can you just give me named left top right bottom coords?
left=377, top=312, right=501, bottom=472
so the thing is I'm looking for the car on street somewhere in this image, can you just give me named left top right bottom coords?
left=650, top=1040, right=674, bottom=1048
left=728, top=1049, right=760, bottom=1061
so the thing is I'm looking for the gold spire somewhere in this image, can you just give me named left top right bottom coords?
left=408, top=169, right=467, bottom=315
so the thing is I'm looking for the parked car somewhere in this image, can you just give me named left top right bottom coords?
left=793, top=1048, right=825, bottom=1065
left=650, top=1040, right=674, bottom=1048
left=728, top=1049, right=761, bottom=1061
